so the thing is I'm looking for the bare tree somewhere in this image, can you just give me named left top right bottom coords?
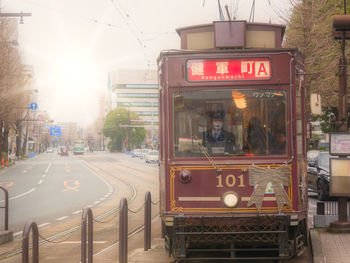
left=0, top=18, right=33, bottom=159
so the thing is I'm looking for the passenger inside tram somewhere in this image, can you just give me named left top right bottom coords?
left=245, top=116, right=267, bottom=155
left=173, top=89, right=287, bottom=157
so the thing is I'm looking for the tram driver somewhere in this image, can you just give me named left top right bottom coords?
left=202, top=111, right=236, bottom=155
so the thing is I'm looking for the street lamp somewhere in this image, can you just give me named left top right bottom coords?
left=328, top=13, right=350, bottom=233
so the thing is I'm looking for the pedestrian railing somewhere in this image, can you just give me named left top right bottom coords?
left=12, top=191, right=158, bottom=262
left=316, top=201, right=350, bottom=215
left=0, top=186, right=9, bottom=231
left=22, top=221, right=39, bottom=263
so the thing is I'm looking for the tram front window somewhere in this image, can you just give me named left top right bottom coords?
left=173, top=89, right=287, bottom=157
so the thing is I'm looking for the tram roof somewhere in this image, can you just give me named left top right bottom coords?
left=174, top=21, right=287, bottom=50
left=158, top=48, right=303, bottom=61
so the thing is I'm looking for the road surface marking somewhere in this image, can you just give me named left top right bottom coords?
left=38, top=223, right=51, bottom=228
left=93, top=201, right=100, bottom=205
left=9, top=188, right=36, bottom=201
left=42, top=174, right=46, bottom=178
left=65, top=169, right=71, bottom=172
left=45, top=163, right=51, bottom=174
left=72, top=210, right=81, bottom=215
left=100, top=197, right=106, bottom=201
left=38, top=180, right=43, bottom=185
left=0, top=181, right=14, bottom=187
left=56, top=216, right=69, bottom=221
left=22, top=170, right=27, bottom=173
left=13, top=231, right=23, bottom=237
left=63, top=180, right=80, bottom=192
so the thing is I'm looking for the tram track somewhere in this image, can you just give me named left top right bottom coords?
left=0, top=154, right=157, bottom=261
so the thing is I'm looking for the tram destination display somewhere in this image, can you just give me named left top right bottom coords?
left=186, top=58, right=271, bottom=82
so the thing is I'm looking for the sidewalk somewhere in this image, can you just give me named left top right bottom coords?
left=94, top=218, right=171, bottom=263
left=310, top=228, right=350, bottom=263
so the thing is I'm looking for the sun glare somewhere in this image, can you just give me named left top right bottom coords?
left=51, top=52, right=100, bottom=125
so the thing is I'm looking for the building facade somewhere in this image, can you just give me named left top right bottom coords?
left=107, top=69, right=159, bottom=147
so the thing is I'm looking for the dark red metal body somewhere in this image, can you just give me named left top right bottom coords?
left=158, top=48, right=308, bottom=260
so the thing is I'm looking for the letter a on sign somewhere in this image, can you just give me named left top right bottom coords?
left=255, top=61, right=270, bottom=78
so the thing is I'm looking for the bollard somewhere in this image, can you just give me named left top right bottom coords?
left=0, top=186, right=9, bottom=230
left=22, top=221, right=39, bottom=263
left=81, top=208, right=93, bottom=263
left=119, top=198, right=128, bottom=263
left=144, top=191, right=151, bottom=251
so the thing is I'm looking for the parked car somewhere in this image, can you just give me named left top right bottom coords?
left=145, top=150, right=159, bottom=164
left=46, top=147, right=54, bottom=153
left=131, top=149, right=142, bottom=158
left=141, top=148, right=149, bottom=159
left=307, top=151, right=335, bottom=201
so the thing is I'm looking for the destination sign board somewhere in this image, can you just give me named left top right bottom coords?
left=330, top=133, right=350, bottom=156
left=187, top=58, right=271, bottom=82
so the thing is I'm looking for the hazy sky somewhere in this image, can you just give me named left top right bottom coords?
left=2, top=0, right=293, bottom=126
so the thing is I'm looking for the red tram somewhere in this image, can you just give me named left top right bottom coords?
left=158, top=21, right=308, bottom=261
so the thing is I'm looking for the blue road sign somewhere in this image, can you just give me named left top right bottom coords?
left=50, top=126, right=61, bottom=136
left=30, top=102, right=38, bottom=110
left=154, top=137, right=157, bottom=142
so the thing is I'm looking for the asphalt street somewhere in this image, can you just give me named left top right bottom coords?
left=0, top=151, right=318, bottom=262
left=0, top=152, right=112, bottom=235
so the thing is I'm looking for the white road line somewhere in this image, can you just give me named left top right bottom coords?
left=104, top=195, right=109, bottom=198
left=38, top=180, right=43, bottom=185
left=22, top=170, right=27, bottom=173
left=93, top=201, right=100, bottom=205
left=45, top=163, right=51, bottom=174
left=9, top=188, right=36, bottom=201
left=38, top=223, right=51, bottom=228
left=13, top=231, right=23, bottom=237
left=56, top=216, right=69, bottom=221
left=72, top=210, right=81, bottom=215
left=42, top=174, right=46, bottom=178
left=100, top=197, right=106, bottom=201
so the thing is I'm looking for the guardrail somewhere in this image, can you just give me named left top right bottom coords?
left=17, top=191, right=157, bottom=262
left=0, top=186, right=9, bottom=231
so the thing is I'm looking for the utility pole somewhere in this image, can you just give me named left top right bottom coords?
left=329, top=5, right=350, bottom=232
left=0, top=0, right=31, bottom=24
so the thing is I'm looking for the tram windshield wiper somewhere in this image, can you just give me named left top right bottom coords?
left=197, top=141, right=222, bottom=174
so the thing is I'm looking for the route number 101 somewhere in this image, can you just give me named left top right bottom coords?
left=216, top=174, right=245, bottom=188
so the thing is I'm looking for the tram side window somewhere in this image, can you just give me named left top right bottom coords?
left=173, top=89, right=287, bottom=157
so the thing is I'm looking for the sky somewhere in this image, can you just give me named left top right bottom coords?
left=2, top=0, right=293, bottom=127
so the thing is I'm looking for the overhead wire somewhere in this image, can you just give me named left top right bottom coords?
left=110, top=0, right=153, bottom=68
left=11, top=0, right=124, bottom=29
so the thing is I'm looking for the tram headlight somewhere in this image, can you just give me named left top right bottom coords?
left=223, top=192, right=239, bottom=208
left=179, top=170, right=192, bottom=183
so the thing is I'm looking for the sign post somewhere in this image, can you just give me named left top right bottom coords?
left=328, top=133, right=350, bottom=232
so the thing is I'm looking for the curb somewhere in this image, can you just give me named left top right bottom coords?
left=309, top=228, right=326, bottom=263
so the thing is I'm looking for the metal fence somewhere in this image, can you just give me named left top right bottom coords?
left=316, top=201, right=350, bottom=215
left=19, top=191, right=156, bottom=263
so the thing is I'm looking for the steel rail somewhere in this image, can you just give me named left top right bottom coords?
left=0, top=156, right=139, bottom=259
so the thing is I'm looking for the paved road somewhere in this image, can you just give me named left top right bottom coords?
left=0, top=152, right=112, bottom=235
